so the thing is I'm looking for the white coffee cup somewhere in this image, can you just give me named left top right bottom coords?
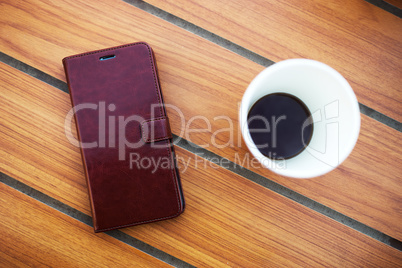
left=239, top=59, right=360, bottom=179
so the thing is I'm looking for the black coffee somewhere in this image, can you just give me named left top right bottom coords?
left=247, top=93, right=313, bottom=160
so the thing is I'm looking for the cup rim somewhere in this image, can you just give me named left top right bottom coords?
left=239, top=59, right=361, bottom=179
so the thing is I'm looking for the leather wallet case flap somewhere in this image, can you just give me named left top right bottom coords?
left=141, top=116, right=172, bottom=143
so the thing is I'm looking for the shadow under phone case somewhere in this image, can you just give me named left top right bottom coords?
left=63, top=42, right=184, bottom=232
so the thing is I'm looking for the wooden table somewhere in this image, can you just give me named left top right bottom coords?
left=1, top=0, right=401, bottom=266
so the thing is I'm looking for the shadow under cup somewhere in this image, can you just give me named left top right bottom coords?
left=239, top=59, right=361, bottom=179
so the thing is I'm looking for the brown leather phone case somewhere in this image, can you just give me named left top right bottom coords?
left=63, top=42, right=185, bottom=232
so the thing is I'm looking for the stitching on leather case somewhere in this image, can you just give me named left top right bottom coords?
left=96, top=212, right=181, bottom=232
left=143, top=45, right=183, bottom=214
left=141, top=117, right=172, bottom=143
left=63, top=43, right=144, bottom=60
left=134, top=43, right=183, bottom=216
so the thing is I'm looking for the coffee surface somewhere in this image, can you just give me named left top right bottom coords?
left=247, top=93, right=313, bottom=159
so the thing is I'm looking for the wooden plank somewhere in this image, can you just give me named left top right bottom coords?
left=0, top=183, right=170, bottom=267
left=1, top=0, right=401, bottom=121
left=385, top=0, right=402, bottom=10
left=0, top=0, right=401, bottom=241
left=1, top=63, right=402, bottom=266
left=146, top=0, right=402, bottom=121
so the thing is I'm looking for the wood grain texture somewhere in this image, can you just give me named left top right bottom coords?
left=0, top=183, right=169, bottom=267
left=385, top=0, right=402, bottom=10
left=1, top=1, right=402, bottom=239
left=1, top=63, right=401, bottom=267
left=146, top=0, right=402, bottom=122
left=1, top=0, right=401, bottom=240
